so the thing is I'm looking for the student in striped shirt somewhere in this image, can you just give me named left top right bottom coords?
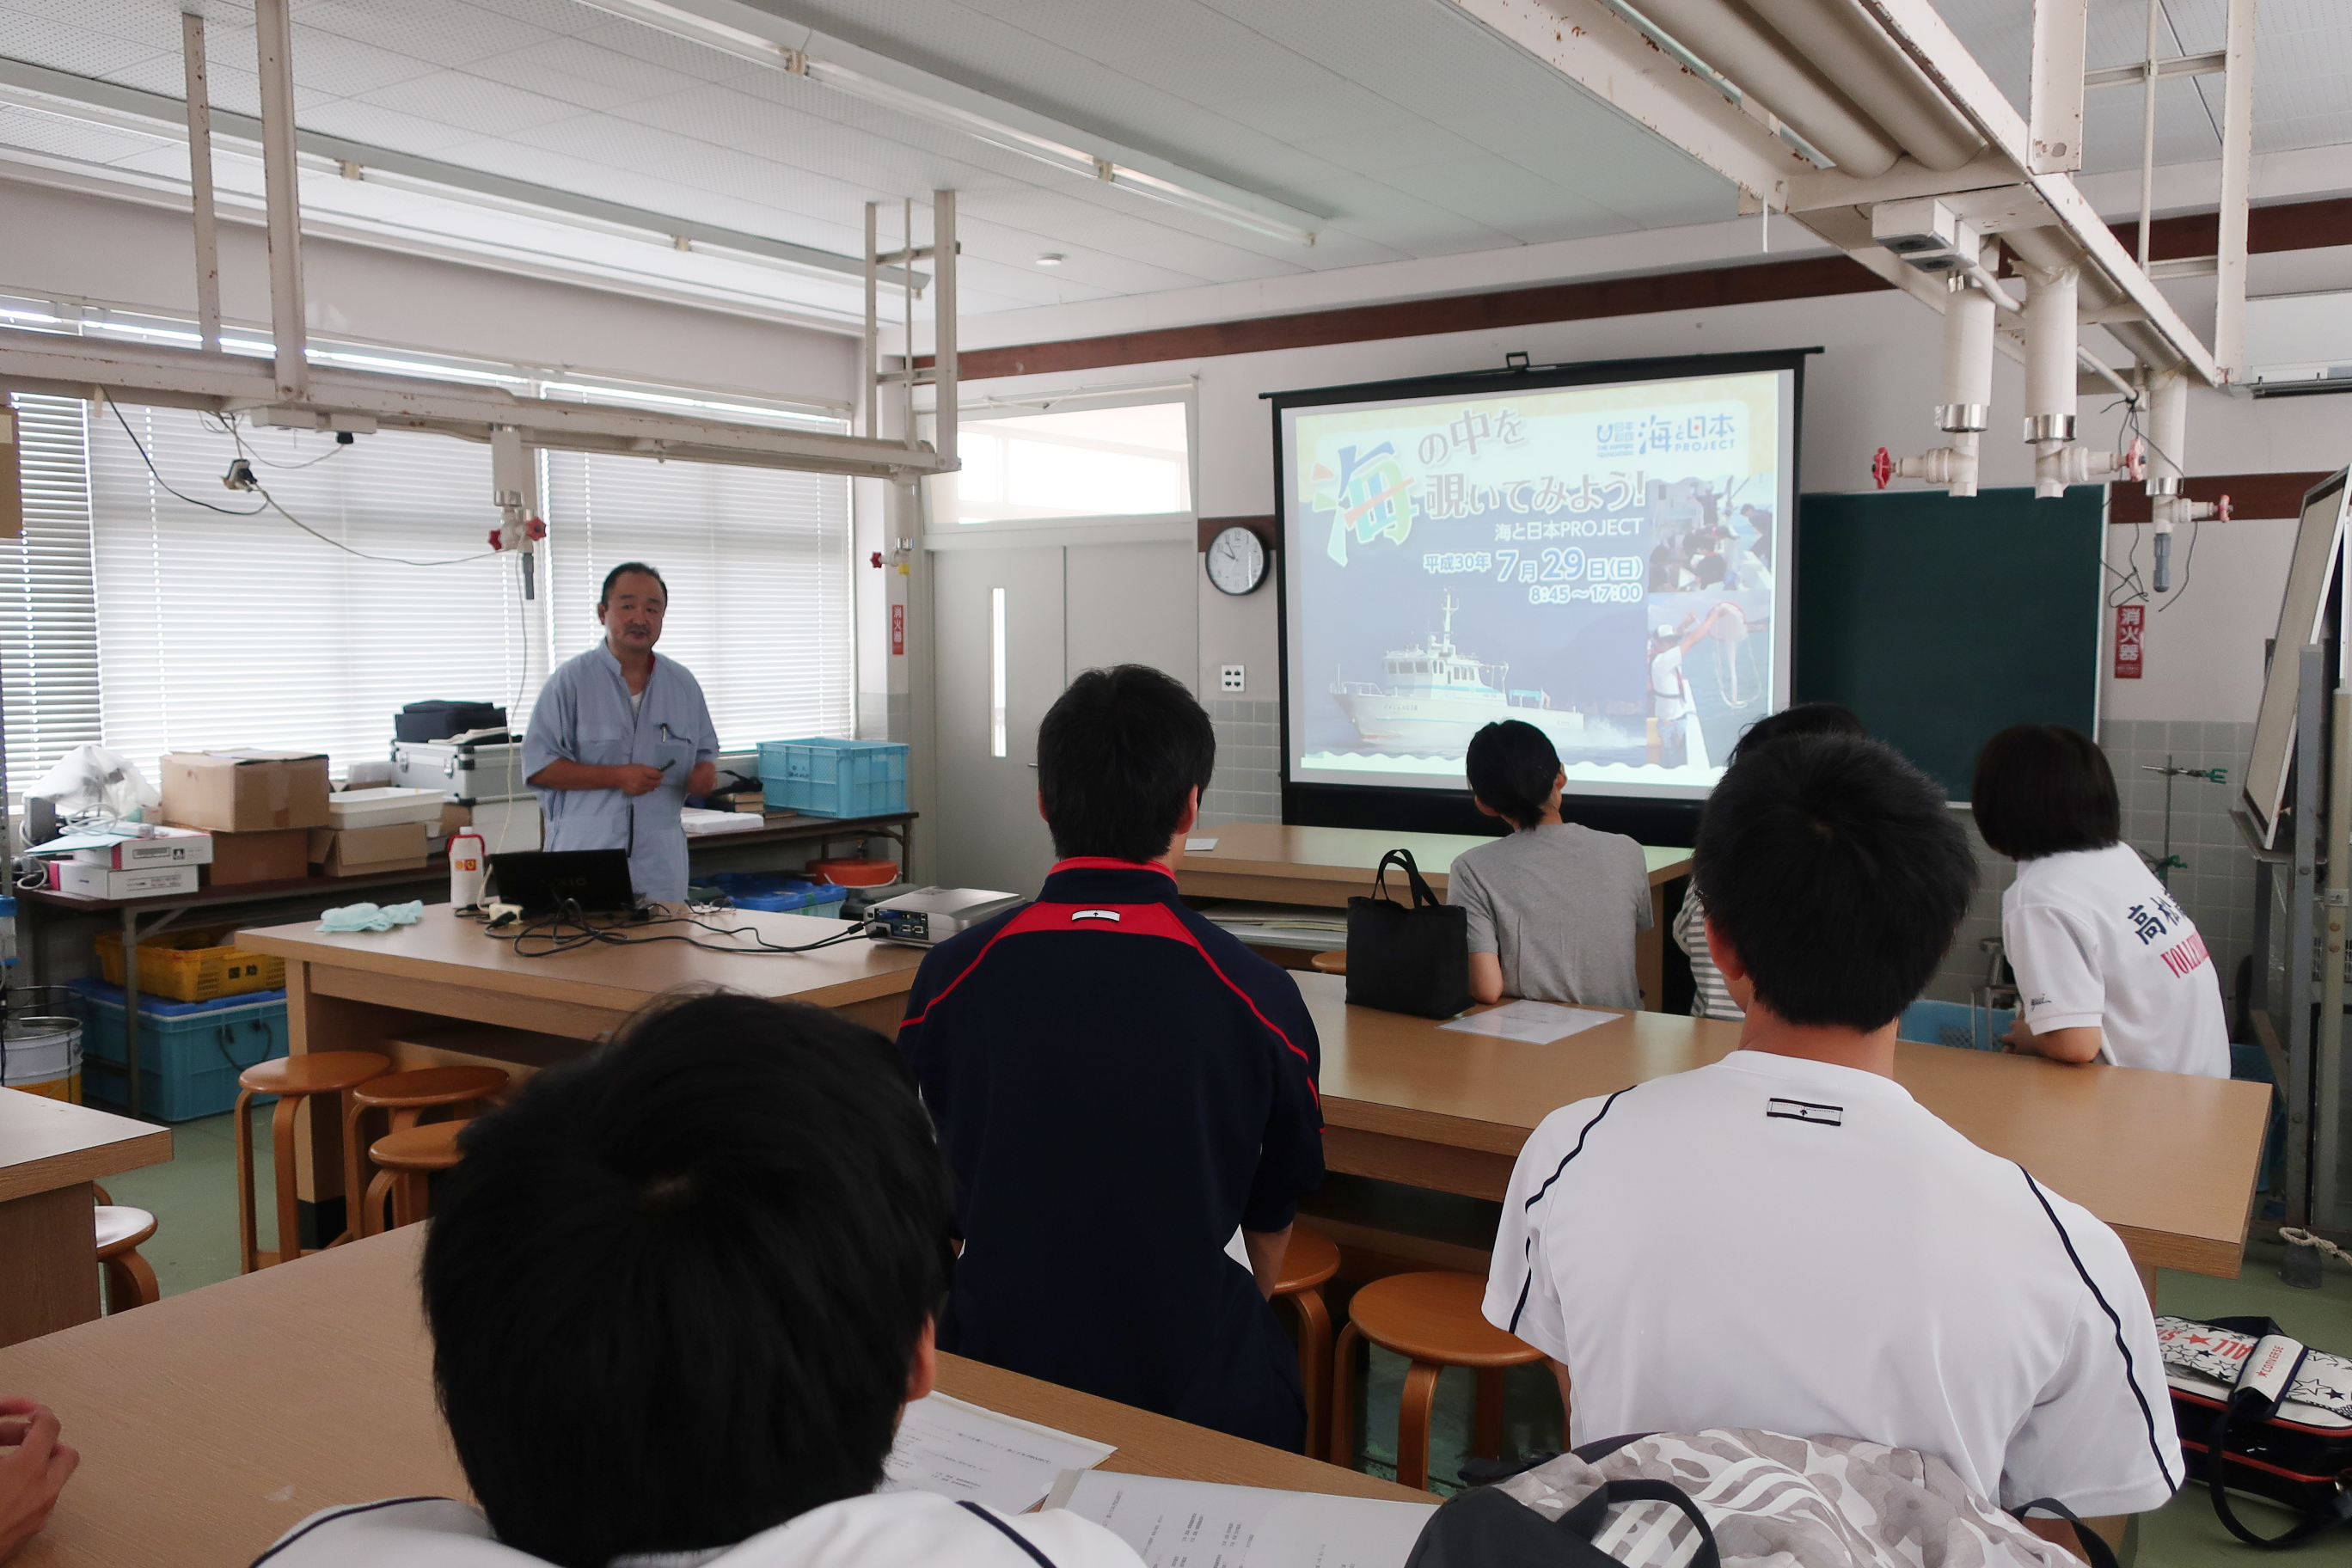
left=1677, top=703, right=1865, bottom=1021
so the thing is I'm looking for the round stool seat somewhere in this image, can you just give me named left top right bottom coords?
left=369, top=1121, right=465, bottom=1173
left=239, top=1050, right=390, bottom=1097
left=95, top=1204, right=156, bottom=1258
left=352, top=1065, right=509, bottom=1110
left=1310, top=950, right=1348, bottom=975
left=1274, top=1223, right=1340, bottom=1295
left=1347, top=1271, right=1543, bottom=1369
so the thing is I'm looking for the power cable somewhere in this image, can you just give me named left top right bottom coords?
left=108, top=401, right=265, bottom=516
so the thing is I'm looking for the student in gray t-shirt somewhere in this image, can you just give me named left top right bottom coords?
left=1451, top=720, right=1653, bottom=1010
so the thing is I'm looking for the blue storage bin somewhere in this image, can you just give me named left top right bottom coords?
left=66, top=977, right=290, bottom=1124
left=759, top=738, right=908, bottom=818
left=1896, top=997, right=2012, bottom=1051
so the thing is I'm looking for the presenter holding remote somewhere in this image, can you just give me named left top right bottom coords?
left=524, top=562, right=719, bottom=905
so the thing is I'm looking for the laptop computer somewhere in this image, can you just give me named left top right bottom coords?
left=490, top=848, right=637, bottom=918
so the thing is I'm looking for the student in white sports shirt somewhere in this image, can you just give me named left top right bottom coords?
left=1675, top=702, right=1865, bottom=1022
left=1973, top=724, right=2230, bottom=1079
left=1486, top=735, right=2181, bottom=1557
left=253, top=995, right=1142, bottom=1568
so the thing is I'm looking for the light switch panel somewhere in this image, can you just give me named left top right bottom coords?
left=1220, top=665, right=1245, bottom=692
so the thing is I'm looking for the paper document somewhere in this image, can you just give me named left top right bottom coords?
left=1046, top=1470, right=1436, bottom=1568
left=879, top=1393, right=1115, bottom=1514
left=680, top=807, right=766, bottom=836
left=1185, top=837, right=1220, bottom=851
left=1440, top=998, right=1618, bottom=1044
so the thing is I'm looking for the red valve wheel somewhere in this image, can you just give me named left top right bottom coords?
left=1871, top=447, right=1894, bottom=490
left=2119, top=437, right=2146, bottom=483
left=486, top=527, right=505, bottom=549
left=2215, top=493, right=2233, bottom=522
left=525, top=517, right=548, bottom=541
left=870, top=551, right=885, bottom=568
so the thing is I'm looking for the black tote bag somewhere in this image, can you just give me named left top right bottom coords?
left=1345, top=848, right=1471, bottom=1019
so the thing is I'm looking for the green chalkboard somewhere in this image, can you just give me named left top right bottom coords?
left=1795, top=485, right=2104, bottom=800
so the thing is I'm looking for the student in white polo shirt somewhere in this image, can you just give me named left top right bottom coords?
left=1485, top=734, right=2181, bottom=1551
left=1973, top=724, right=2230, bottom=1079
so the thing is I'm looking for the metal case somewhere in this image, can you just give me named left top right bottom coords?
left=388, top=730, right=530, bottom=805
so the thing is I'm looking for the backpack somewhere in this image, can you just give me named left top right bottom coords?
left=2157, top=1314, right=2352, bottom=1547
left=1404, top=1429, right=2111, bottom=1568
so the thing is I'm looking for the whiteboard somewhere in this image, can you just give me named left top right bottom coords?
left=2244, top=469, right=2349, bottom=847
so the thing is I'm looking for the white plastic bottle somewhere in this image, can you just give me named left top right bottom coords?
left=449, top=831, right=487, bottom=911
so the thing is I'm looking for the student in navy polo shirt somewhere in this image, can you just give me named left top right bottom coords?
left=898, top=665, right=1324, bottom=1450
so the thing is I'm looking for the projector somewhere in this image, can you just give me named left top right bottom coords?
left=865, top=886, right=1025, bottom=946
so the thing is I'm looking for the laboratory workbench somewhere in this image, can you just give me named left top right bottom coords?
left=0, top=1093, right=170, bottom=1347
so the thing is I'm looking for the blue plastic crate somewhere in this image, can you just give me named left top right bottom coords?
left=1896, top=997, right=2013, bottom=1051
left=758, top=738, right=908, bottom=818
left=702, top=872, right=849, bottom=916
left=66, top=977, right=290, bottom=1124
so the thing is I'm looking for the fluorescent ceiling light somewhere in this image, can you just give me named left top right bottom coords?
left=573, top=0, right=1320, bottom=248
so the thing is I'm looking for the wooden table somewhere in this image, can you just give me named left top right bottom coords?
left=0, top=1227, right=1423, bottom=1567
left=19, top=810, right=912, bottom=1120
left=237, top=907, right=927, bottom=1241
left=1177, top=823, right=1693, bottom=1009
left=1299, top=972, right=2271, bottom=1287
left=0, top=1094, right=169, bottom=1346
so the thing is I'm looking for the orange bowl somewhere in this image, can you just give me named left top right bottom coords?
left=807, top=858, right=900, bottom=887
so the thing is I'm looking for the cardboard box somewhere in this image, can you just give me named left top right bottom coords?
left=308, top=821, right=428, bottom=877
left=51, top=861, right=199, bottom=900
left=162, top=750, right=331, bottom=832
left=438, top=803, right=473, bottom=836
left=71, top=825, right=213, bottom=870
left=194, top=827, right=309, bottom=887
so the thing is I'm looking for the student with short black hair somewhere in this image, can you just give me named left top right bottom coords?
left=899, top=665, right=1323, bottom=1450
left=1675, top=702, right=1866, bottom=1021
left=254, top=995, right=1145, bottom=1568
left=1451, top=720, right=1651, bottom=1008
left=1974, top=724, right=2228, bottom=1079
left=1486, top=735, right=2181, bottom=1549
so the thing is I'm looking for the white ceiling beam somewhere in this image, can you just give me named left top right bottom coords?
left=0, top=333, right=950, bottom=480
left=1442, top=0, right=1816, bottom=209
left=0, top=54, right=916, bottom=291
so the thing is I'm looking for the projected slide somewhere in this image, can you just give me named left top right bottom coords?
left=1278, top=358, right=1797, bottom=800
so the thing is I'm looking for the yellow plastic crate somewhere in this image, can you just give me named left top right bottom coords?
left=94, top=930, right=286, bottom=1002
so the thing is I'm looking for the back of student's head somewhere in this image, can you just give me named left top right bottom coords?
left=422, top=994, right=951, bottom=1568
left=1969, top=724, right=2121, bottom=860
left=1466, top=720, right=1561, bottom=830
left=1037, top=665, right=1215, bottom=863
left=1696, top=735, right=1976, bottom=1031
left=1728, top=701, right=1865, bottom=763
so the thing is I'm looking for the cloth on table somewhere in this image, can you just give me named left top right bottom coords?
left=317, top=900, right=425, bottom=933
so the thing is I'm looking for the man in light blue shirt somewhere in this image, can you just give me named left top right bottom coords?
left=524, top=562, right=719, bottom=904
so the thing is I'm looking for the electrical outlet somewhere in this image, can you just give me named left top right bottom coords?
left=1221, top=665, right=1245, bottom=693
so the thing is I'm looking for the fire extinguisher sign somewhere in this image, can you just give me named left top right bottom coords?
left=891, top=603, right=905, bottom=656
left=2114, top=603, right=2145, bottom=680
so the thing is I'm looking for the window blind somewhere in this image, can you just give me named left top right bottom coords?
left=0, top=394, right=101, bottom=799
left=542, top=451, right=853, bottom=752
left=86, top=407, right=540, bottom=783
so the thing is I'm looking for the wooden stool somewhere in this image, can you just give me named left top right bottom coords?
left=1310, top=950, right=1348, bottom=975
left=90, top=1185, right=158, bottom=1314
left=236, top=1050, right=392, bottom=1272
left=344, top=1066, right=508, bottom=1240
left=1331, top=1271, right=1544, bottom=1490
left=1272, top=1223, right=1342, bottom=1458
left=362, top=1122, right=466, bottom=1236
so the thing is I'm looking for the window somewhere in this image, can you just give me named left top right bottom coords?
left=0, top=395, right=101, bottom=797
left=953, top=401, right=1190, bottom=524
left=543, top=451, right=852, bottom=752
left=86, top=407, right=537, bottom=783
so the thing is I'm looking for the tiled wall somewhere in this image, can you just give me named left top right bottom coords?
left=1920, top=719, right=2257, bottom=1012
left=1202, top=698, right=1283, bottom=826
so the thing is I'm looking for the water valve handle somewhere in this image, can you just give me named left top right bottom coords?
left=2119, top=438, right=2146, bottom=483
left=1871, top=447, right=1894, bottom=490
left=2216, top=493, right=2233, bottom=522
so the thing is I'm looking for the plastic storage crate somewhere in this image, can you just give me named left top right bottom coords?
left=94, top=929, right=286, bottom=1002
left=1896, top=998, right=2015, bottom=1051
left=758, top=738, right=908, bottom=818
left=67, top=978, right=290, bottom=1123
left=702, top=873, right=849, bottom=916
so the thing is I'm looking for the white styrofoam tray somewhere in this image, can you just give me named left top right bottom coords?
left=327, top=787, right=449, bottom=830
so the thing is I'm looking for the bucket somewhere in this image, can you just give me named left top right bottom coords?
left=3, top=1015, right=84, bottom=1104
left=806, top=857, right=900, bottom=887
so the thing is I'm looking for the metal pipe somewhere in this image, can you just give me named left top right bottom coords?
left=179, top=9, right=221, bottom=354
left=932, top=189, right=956, bottom=469
left=2213, top=0, right=2257, bottom=379
left=252, top=0, right=306, bottom=401
left=2077, top=347, right=2136, bottom=402
left=2291, top=644, right=2328, bottom=1224
left=1628, top=0, right=1901, bottom=175
left=1743, top=0, right=1986, bottom=170
left=862, top=202, right=877, bottom=439
left=2023, top=267, right=2078, bottom=433
left=2137, top=0, right=2160, bottom=270
left=899, top=198, right=914, bottom=453
left=2146, top=365, right=2188, bottom=494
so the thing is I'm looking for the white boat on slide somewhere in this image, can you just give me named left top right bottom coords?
left=1329, top=592, right=1585, bottom=756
